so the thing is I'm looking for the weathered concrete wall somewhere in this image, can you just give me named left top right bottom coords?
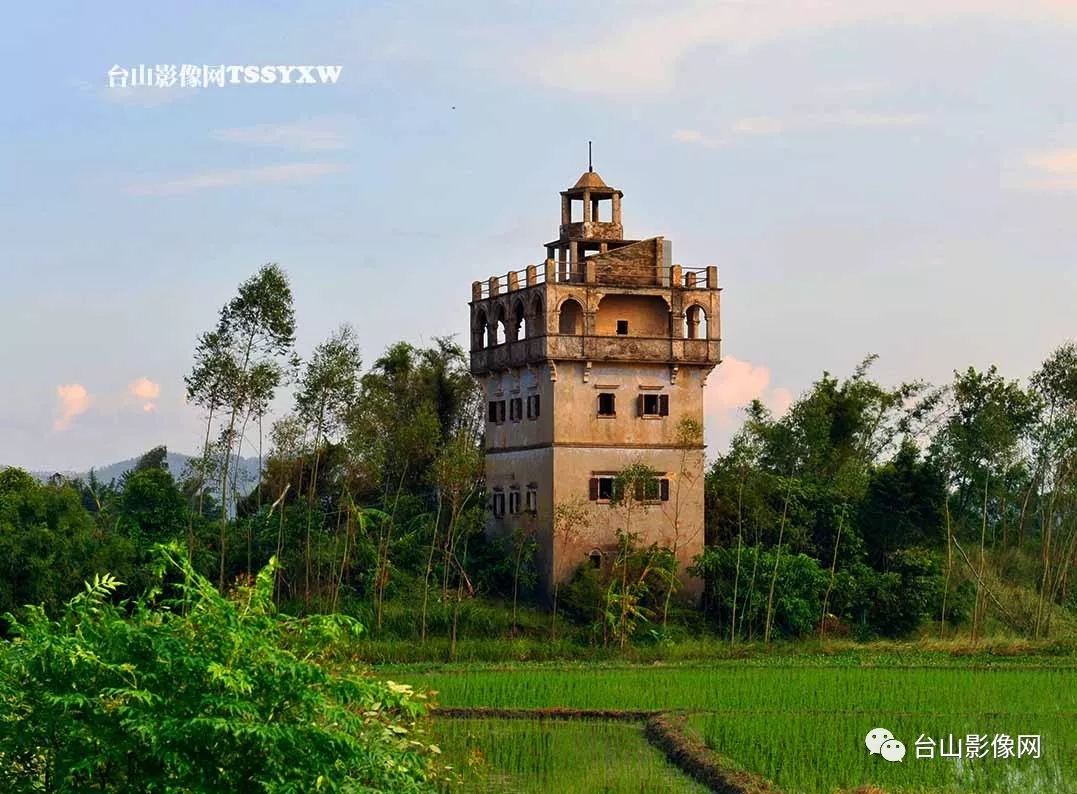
left=590, top=239, right=661, bottom=286
left=551, top=445, right=705, bottom=598
left=483, top=365, right=552, bottom=451
left=552, top=362, right=706, bottom=447
left=595, top=294, right=670, bottom=336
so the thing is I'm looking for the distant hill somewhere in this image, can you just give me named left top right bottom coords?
left=4, top=452, right=262, bottom=496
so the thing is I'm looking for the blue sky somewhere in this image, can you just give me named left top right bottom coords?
left=3, top=1, right=1076, bottom=471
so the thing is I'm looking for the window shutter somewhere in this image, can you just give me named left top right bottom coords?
left=660, top=478, right=670, bottom=501
left=534, top=394, right=540, bottom=417
left=588, top=478, right=599, bottom=501
left=637, top=395, right=645, bottom=417
left=634, top=481, right=644, bottom=502
left=659, top=394, right=669, bottom=416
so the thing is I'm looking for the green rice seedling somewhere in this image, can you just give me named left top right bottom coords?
left=688, top=711, right=1075, bottom=794
left=408, top=664, right=1076, bottom=715
left=432, top=718, right=710, bottom=793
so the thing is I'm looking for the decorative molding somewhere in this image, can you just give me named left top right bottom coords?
left=583, top=360, right=592, bottom=383
left=548, top=361, right=558, bottom=382
left=670, top=365, right=679, bottom=385
left=485, top=442, right=706, bottom=454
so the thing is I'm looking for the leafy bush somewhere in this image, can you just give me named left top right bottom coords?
left=690, top=545, right=829, bottom=639
left=834, top=548, right=946, bottom=639
left=0, top=544, right=439, bottom=793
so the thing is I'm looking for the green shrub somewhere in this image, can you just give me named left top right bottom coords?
left=0, top=544, right=439, bottom=793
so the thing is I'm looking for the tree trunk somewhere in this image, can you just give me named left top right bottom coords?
left=763, top=482, right=791, bottom=646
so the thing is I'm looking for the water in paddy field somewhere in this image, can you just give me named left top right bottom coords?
left=432, top=718, right=708, bottom=793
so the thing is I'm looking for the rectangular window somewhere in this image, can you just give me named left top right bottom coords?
left=488, top=400, right=506, bottom=423
left=591, top=476, right=670, bottom=503
left=525, top=485, right=537, bottom=513
left=492, top=490, right=506, bottom=517
left=634, top=477, right=671, bottom=502
left=509, top=489, right=521, bottom=514
left=526, top=394, right=541, bottom=419
left=588, top=476, right=622, bottom=502
left=509, top=397, right=523, bottom=421
left=616, top=320, right=629, bottom=335
left=597, top=393, right=616, bottom=417
left=638, top=393, right=669, bottom=417
left=488, top=401, right=498, bottom=422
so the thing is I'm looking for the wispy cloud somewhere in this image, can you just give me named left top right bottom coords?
left=125, top=162, right=346, bottom=196
left=815, top=111, right=924, bottom=128
left=532, top=1, right=1077, bottom=96
left=74, top=79, right=188, bottom=108
left=731, top=117, right=787, bottom=136
left=55, top=384, right=91, bottom=431
left=675, top=110, right=924, bottom=147
left=211, top=118, right=349, bottom=152
left=672, top=129, right=728, bottom=149
left=128, top=377, right=161, bottom=412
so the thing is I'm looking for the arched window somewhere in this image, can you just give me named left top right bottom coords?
left=473, top=308, right=488, bottom=349
left=589, top=550, right=602, bottom=569
left=493, top=304, right=507, bottom=345
left=513, top=298, right=526, bottom=341
left=558, top=298, right=583, bottom=335
left=685, top=304, right=708, bottom=340
left=530, top=295, right=544, bottom=337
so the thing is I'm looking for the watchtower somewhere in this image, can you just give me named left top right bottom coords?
left=469, top=165, right=722, bottom=601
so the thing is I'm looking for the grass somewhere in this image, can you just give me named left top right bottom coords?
left=432, top=718, right=711, bottom=793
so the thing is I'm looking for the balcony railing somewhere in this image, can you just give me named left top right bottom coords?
left=473, top=261, right=718, bottom=300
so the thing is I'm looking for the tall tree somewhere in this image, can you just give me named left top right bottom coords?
left=929, top=365, right=1039, bottom=639
left=188, top=264, right=297, bottom=589
left=294, top=324, right=362, bottom=607
left=184, top=329, right=237, bottom=560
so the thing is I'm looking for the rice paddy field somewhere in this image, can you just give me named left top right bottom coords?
left=432, top=718, right=710, bottom=793
left=400, top=657, right=1077, bottom=793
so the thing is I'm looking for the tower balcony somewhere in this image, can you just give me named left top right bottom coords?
left=470, top=333, right=721, bottom=374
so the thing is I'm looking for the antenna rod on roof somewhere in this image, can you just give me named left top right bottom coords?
left=588, top=141, right=593, bottom=172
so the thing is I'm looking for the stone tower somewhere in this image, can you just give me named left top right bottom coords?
left=468, top=167, right=721, bottom=601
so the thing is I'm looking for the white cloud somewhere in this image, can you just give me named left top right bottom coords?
left=125, top=162, right=346, bottom=196
left=211, top=118, right=349, bottom=152
left=531, top=1, right=1077, bottom=96
left=54, top=384, right=91, bottom=431
left=704, top=355, right=793, bottom=433
left=128, top=377, right=161, bottom=413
